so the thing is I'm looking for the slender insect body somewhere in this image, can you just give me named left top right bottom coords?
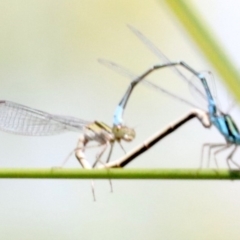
left=197, top=67, right=240, bottom=145
left=100, top=25, right=240, bottom=169
left=0, top=100, right=136, bottom=170
left=74, top=122, right=136, bottom=169
left=221, top=114, right=240, bottom=144
left=85, top=121, right=114, bottom=144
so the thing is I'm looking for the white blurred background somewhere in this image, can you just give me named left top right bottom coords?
left=0, top=1, right=240, bottom=239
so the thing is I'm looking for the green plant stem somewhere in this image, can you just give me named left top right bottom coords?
left=164, top=0, right=240, bottom=102
left=0, top=168, right=239, bottom=180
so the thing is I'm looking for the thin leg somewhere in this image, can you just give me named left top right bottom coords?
left=207, top=144, right=227, bottom=168
left=108, top=177, right=113, bottom=193
left=93, top=141, right=114, bottom=193
left=105, top=142, right=115, bottom=164
left=200, top=143, right=225, bottom=169
left=226, top=145, right=240, bottom=169
left=59, top=143, right=103, bottom=168
left=83, top=144, right=102, bottom=149
left=51, top=148, right=79, bottom=171
left=92, top=142, right=109, bottom=168
left=74, top=136, right=97, bottom=200
left=118, top=142, right=126, bottom=154
left=201, top=143, right=212, bottom=169
left=104, top=143, right=118, bottom=193
left=91, top=180, right=96, bottom=202
left=60, top=147, right=82, bottom=168
left=212, top=144, right=232, bottom=169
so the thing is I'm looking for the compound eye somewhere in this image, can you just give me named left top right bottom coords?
left=123, top=134, right=129, bottom=141
left=123, top=134, right=133, bottom=142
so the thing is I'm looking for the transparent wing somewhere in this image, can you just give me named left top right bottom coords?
left=188, top=73, right=209, bottom=108
left=203, top=70, right=221, bottom=109
left=98, top=59, right=200, bottom=109
left=127, top=25, right=207, bottom=102
left=186, top=69, right=222, bottom=111
left=127, top=25, right=225, bottom=112
left=0, top=100, right=92, bottom=136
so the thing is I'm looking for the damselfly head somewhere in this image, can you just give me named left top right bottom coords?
left=112, top=126, right=136, bottom=142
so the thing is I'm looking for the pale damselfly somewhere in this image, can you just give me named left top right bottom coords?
left=0, top=100, right=135, bottom=169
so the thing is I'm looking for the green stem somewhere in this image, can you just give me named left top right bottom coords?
left=164, top=0, right=240, bottom=101
left=0, top=168, right=239, bottom=180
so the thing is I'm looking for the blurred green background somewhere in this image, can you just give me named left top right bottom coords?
left=0, top=0, right=240, bottom=239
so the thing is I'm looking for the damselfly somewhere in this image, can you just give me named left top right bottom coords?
left=99, top=59, right=211, bottom=166
left=0, top=100, right=135, bottom=169
left=100, top=26, right=240, bottom=169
